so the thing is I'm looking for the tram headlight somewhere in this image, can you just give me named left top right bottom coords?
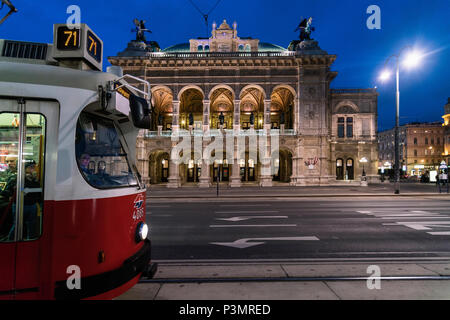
left=135, top=222, right=149, bottom=243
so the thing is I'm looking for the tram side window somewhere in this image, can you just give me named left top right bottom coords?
left=0, top=113, right=46, bottom=242
left=75, top=113, right=138, bottom=189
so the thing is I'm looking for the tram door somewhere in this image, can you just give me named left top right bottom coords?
left=0, top=99, right=57, bottom=298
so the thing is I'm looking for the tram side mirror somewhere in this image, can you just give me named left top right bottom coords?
left=129, top=94, right=151, bottom=129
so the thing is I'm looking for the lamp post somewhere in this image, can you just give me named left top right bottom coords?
left=379, top=46, right=423, bottom=195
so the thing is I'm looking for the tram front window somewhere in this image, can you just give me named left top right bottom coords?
left=75, top=113, right=138, bottom=189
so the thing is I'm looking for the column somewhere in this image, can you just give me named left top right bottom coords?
left=203, top=100, right=210, bottom=132
left=199, top=139, right=211, bottom=188
left=233, top=99, right=241, bottom=134
left=172, top=100, right=180, bottom=133
left=294, top=98, right=299, bottom=134
left=167, top=139, right=181, bottom=188
left=264, top=99, right=271, bottom=131
left=230, top=136, right=242, bottom=187
left=259, top=130, right=273, bottom=187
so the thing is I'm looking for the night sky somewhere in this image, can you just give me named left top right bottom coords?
left=1, top=0, right=449, bottom=131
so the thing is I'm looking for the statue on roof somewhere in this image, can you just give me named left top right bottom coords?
left=132, top=19, right=152, bottom=42
left=294, top=17, right=315, bottom=41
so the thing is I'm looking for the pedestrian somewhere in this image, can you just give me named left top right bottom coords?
left=442, top=169, right=449, bottom=193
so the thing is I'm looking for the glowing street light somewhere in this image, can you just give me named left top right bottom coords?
left=403, top=50, right=424, bottom=68
left=379, top=70, right=392, bottom=82
left=378, top=46, right=424, bottom=194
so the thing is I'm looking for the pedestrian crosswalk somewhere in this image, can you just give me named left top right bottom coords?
left=357, top=209, right=450, bottom=236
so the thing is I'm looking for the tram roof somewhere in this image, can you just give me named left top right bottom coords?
left=0, top=61, right=117, bottom=92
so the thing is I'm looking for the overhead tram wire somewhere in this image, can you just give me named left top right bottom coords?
left=0, top=0, right=18, bottom=26
left=188, top=0, right=222, bottom=38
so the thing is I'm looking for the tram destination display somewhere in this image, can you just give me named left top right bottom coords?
left=53, top=23, right=103, bottom=71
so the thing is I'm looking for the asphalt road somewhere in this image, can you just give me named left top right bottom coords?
left=146, top=196, right=450, bottom=262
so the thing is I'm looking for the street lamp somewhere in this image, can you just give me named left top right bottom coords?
left=378, top=46, right=424, bottom=194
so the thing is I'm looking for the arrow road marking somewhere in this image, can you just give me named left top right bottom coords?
left=210, top=236, right=319, bottom=249
left=216, top=216, right=288, bottom=222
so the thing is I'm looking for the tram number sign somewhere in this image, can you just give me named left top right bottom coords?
left=53, top=23, right=103, bottom=71
left=56, top=26, right=81, bottom=50
left=86, top=30, right=102, bottom=63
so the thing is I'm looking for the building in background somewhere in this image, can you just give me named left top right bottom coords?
left=442, top=98, right=450, bottom=165
left=378, top=121, right=445, bottom=177
left=109, top=20, right=379, bottom=188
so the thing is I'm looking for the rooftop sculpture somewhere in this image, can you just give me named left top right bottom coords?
left=132, top=19, right=151, bottom=42
left=294, top=17, right=315, bottom=41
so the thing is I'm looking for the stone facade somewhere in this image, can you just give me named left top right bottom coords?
left=109, top=20, right=379, bottom=187
left=378, top=122, right=445, bottom=176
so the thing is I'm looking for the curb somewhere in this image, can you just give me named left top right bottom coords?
left=148, top=193, right=450, bottom=199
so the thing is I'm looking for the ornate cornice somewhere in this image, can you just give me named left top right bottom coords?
left=108, top=52, right=337, bottom=68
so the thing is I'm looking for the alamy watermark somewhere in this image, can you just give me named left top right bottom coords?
left=66, top=265, right=81, bottom=290
left=66, top=5, right=81, bottom=29
left=170, top=129, right=280, bottom=173
left=367, top=265, right=381, bottom=290
left=366, top=5, right=381, bottom=30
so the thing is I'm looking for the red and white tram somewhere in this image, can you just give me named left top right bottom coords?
left=0, top=23, right=156, bottom=299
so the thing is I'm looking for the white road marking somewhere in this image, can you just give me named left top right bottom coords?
left=378, top=213, right=440, bottom=217
left=210, top=224, right=297, bottom=228
left=219, top=204, right=272, bottom=207
left=214, top=210, right=279, bottom=214
left=216, top=216, right=288, bottom=222
left=393, top=221, right=450, bottom=231
left=361, top=210, right=450, bottom=235
left=427, top=231, right=450, bottom=236
left=210, top=236, right=319, bottom=249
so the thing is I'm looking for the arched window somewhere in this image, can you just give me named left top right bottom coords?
left=197, top=45, right=203, bottom=52
left=414, top=138, right=417, bottom=145
left=204, top=45, right=210, bottom=52
left=244, top=44, right=251, bottom=52
left=238, top=44, right=244, bottom=52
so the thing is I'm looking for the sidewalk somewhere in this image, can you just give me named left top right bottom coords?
left=148, top=182, right=450, bottom=198
left=116, top=261, right=450, bottom=300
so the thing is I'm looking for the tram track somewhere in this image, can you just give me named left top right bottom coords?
left=139, top=275, right=450, bottom=284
